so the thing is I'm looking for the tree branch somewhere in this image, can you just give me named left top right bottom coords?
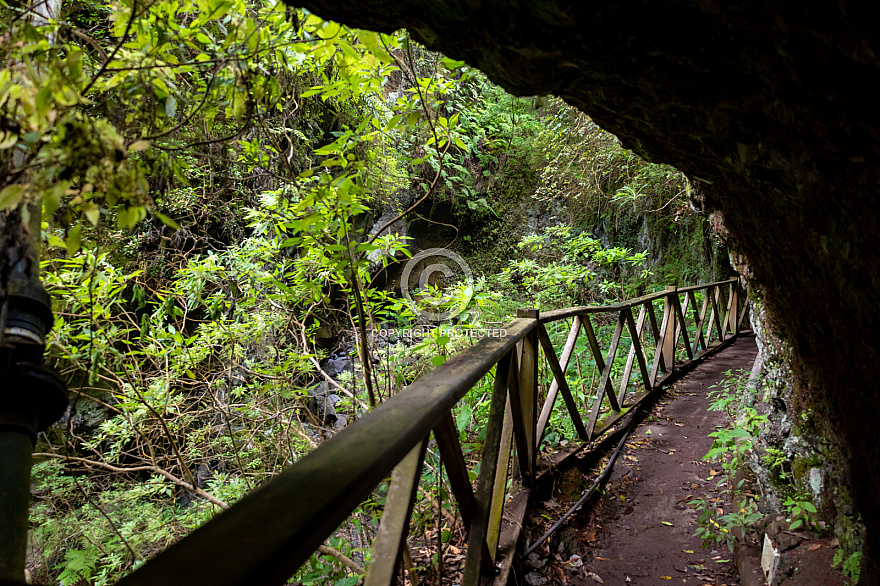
left=33, top=452, right=228, bottom=509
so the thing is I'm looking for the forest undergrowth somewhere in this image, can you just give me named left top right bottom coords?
left=0, top=0, right=722, bottom=582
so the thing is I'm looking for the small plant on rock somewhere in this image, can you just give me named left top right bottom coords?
left=692, top=369, right=766, bottom=550
left=782, top=494, right=819, bottom=531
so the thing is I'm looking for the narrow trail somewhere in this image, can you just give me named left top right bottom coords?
left=523, top=334, right=759, bottom=586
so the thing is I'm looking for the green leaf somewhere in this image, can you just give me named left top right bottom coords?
left=441, top=56, right=466, bottom=70
left=154, top=212, right=180, bottom=229
left=83, top=204, right=100, bottom=226
left=0, top=185, right=24, bottom=210
left=456, top=404, right=472, bottom=433
left=66, top=224, right=82, bottom=256
left=36, top=85, right=52, bottom=118
left=788, top=519, right=803, bottom=530
left=431, top=355, right=446, bottom=368
left=357, top=30, right=393, bottom=63
left=726, top=429, right=751, bottom=438
left=117, top=206, right=146, bottom=229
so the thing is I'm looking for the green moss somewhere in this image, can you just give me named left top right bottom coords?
left=791, top=453, right=823, bottom=484
left=452, top=149, right=539, bottom=275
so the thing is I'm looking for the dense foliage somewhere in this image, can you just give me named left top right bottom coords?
left=0, top=0, right=717, bottom=582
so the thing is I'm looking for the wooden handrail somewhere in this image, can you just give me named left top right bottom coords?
left=117, top=319, right=534, bottom=586
left=116, top=278, right=750, bottom=586
left=538, top=278, right=737, bottom=323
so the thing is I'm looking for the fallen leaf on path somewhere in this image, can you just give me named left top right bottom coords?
left=554, top=565, right=566, bottom=582
left=586, top=571, right=604, bottom=583
left=595, top=556, right=611, bottom=561
left=662, top=521, right=674, bottom=526
left=660, top=576, right=672, bottom=580
left=808, top=544, right=822, bottom=550
left=684, top=550, right=694, bottom=554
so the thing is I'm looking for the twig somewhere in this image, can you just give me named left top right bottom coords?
left=402, top=546, right=420, bottom=586
left=317, top=545, right=364, bottom=575
left=144, top=65, right=221, bottom=141
left=81, top=0, right=139, bottom=95
left=33, top=452, right=228, bottom=509
left=360, top=35, right=453, bottom=254
left=295, top=315, right=370, bottom=411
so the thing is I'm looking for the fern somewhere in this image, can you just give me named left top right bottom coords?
left=55, top=547, right=99, bottom=586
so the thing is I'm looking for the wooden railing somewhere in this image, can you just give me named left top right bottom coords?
left=117, top=278, right=749, bottom=586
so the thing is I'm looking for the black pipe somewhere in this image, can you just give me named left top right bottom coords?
left=0, top=432, right=33, bottom=583
left=0, top=267, right=67, bottom=581
left=523, top=408, right=641, bottom=557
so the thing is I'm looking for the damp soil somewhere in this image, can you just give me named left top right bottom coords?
left=522, top=335, right=759, bottom=586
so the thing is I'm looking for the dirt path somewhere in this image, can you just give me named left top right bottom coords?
left=522, top=334, right=759, bottom=586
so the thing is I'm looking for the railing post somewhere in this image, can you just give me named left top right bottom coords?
left=536, top=316, right=582, bottom=446
left=691, top=290, right=710, bottom=355
left=363, top=438, right=428, bottom=586
left=433, top=413, right=476, bottom=528
left=728, top=281, right=739, bottom=335
left=661, top=286, right=677, bottom=372
left=463, top=352, right=513, bottom=586
left=487, top=403, right=514, bottom=555
left=516, top=309, right=539, bottom=479
left=709, top=285, right=725, bottom=342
